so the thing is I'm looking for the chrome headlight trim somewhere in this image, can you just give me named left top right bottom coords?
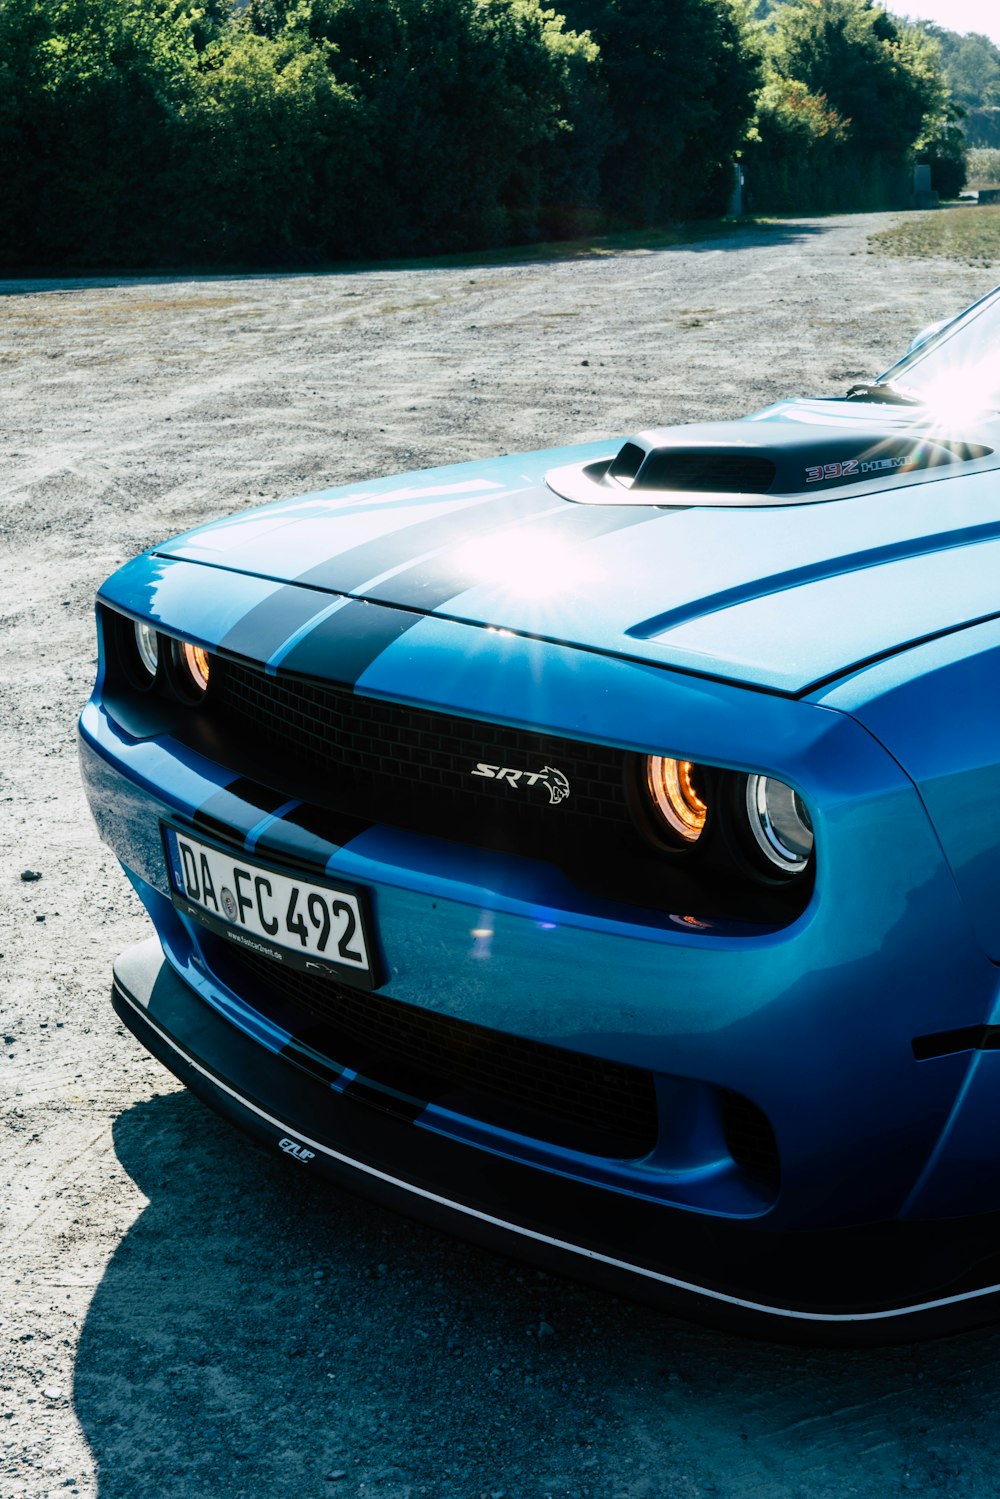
left=744, top=774, right=814, bottom=874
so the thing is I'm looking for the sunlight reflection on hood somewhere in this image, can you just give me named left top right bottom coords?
left=448, top=526, right=602, bottom=599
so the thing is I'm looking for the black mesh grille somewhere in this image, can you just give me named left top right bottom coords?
left=194, top=658, right=811, bottom=925
left=223, top=946, right=660, bottom=1160
left=214, top=661, right=634, bottom=851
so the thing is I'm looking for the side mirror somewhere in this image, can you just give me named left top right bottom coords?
left=907, top=316, right=951, bottom=355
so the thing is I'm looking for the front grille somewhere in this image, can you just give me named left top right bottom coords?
left=215, top=660, right=634, bottom=853
left=223, top=946, right=660, bottom=1160
left=196, top=657, right=811, bottom=925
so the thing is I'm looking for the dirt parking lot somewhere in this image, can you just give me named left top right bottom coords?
left=5, top=210, right=1000, bottom=1499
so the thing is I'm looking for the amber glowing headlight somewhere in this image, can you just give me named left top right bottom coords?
left=182, top=640, right=211, bottom=693
left=172, top=638, right=211, bottom=699
left=133, top=621, right=159, bottom=679
left=645, top=756, right=709, bottom=846
left=745, top=774, right=813, bottom=874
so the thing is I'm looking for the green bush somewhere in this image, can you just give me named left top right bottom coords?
left=290, top=0, right=602, bottom=255
left=179, top=18, right=368, bottom=262
left=0, top=0, right=203, bottom=266
left=0, top=0, right=609, bottom=266
left=0, top=0, right=377, bottom=266
left=0, top=0, right=826, bottom=267
left=742, top=75, right=847, bottom=212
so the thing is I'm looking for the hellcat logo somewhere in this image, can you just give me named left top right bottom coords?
left=471, top=762, right=571, bottom=805
left=279, top=1137, right=315, bottom=1163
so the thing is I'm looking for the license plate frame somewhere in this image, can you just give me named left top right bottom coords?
left=162, top=823, right=380, bottom=990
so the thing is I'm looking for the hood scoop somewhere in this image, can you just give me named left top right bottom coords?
left=546, top=419, right=993, bottom=508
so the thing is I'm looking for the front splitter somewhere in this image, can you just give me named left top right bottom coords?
left=112, top=937, right=1000, bottom=1343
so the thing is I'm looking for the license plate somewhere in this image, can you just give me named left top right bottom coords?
left=163, top=826, right=377, bottom=987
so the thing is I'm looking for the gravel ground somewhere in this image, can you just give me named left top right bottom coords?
left=5, top=210, right=1000, bottom=1499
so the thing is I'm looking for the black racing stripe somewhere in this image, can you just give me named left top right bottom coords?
left=340, top=1072, right=426, bottom=1124
left=251, top=818, right=359, bottom=875
left=219, top=583, right=332, bottom=665
left=279, top=1032, right=350, bottom=1088
left=217, top=493, right=664, bottom=676
left=216, top=492, right=556, bottom=667
left=272, top=1029, right=427, bottom=1122
left=284, top=802, right=373, bottom=847
left=192, top=778, right=288, bottom=846
left=228, top=776, right=288, bottom=808
left=273, top=506, right=664, bottom=686
left=363, top=501, right=671, bottom=610
left=296, top=485, right=557, bottom=593
left=277, top=598, right=424, bottom=685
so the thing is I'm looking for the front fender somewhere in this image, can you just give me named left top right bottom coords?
left=815, top=616, right=1000, bottom=969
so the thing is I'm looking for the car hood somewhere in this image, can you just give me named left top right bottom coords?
left=157, top=399, right=1000, bottom=695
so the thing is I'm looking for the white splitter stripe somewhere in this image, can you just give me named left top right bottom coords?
left=117, top=985, right=1000, bottom=1326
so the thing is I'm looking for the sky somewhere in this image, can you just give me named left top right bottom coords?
left=886, top=0, right=1000, bottom=48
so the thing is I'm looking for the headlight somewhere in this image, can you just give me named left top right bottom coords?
left=639, top=753, right=814, bottom=885
left=133, top=621, right=159, bottom=679
left=167, top=638, right=212, bottom=702
left=645, top=756, right=708, bottom=846
left=177, top=639, right=211, bottom=697
left=744, top=774, right=813, bottom=874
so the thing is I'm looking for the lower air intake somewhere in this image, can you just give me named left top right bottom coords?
left=222, top=946, right=661, bottom=1161
left=722, top=1090, right=781, bottom=1192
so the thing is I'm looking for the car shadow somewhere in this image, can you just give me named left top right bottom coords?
left=74, top=1089, right=1000, bottom=1498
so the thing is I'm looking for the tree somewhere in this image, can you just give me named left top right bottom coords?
left=748, top=0, right=947, bottom=212
left=554, top=0, right=763, bottom=224
left=278, top=0, right=602, bottom=253
left=181, top=11, right=368, bottom=262
left=919, top=24, right=1000, bottom=112
left=769, top=0, right=944, bottom=156
left=914, top=87, right=968, bottom=200
left=916, top=22, right=1000, bottom=147
left=0, top=0, right=207, bottom=266
left=742, top=72, right=849, bottom=211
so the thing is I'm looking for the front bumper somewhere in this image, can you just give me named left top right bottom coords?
left=81, top=615, right=1000, bottom=1238
left=114, top=936, right=1000, bottom=1340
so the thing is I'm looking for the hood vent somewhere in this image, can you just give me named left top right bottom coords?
left=547, top=419, right=994, bottom=509
left=609, top=442, right=776, bottom=495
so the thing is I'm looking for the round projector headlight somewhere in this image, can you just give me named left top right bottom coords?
left=745, top=774, right=813, bottom=873
left=180, top=640, right=211, bottom=695
left=134, top=621, right=159, bottom=679
left=171, top=638, right=211, bottom=699
left=646, top=756, right=708, bottom=846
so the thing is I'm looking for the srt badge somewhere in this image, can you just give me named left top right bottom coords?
left=471, top=763, right=571, bottom=805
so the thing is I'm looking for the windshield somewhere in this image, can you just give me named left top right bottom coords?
left=877, top=285, right=1000, bottom=415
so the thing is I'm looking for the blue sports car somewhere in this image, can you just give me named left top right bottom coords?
left=81, top=283, right=1000, bottom=1340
